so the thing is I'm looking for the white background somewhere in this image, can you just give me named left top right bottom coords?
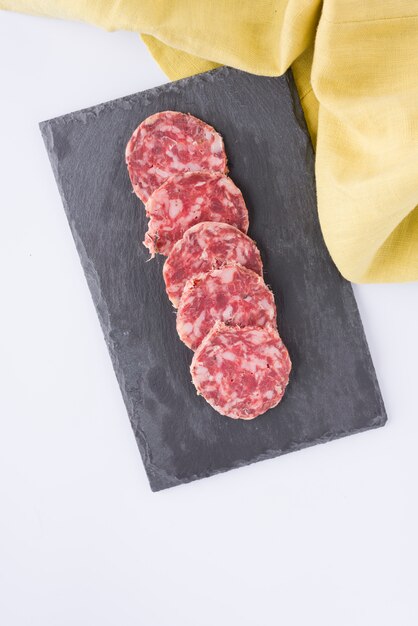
left=0, top=10, right=417, bottom=626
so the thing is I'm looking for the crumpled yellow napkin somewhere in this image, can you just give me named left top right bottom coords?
left=3, top=0, right=417, bottom=282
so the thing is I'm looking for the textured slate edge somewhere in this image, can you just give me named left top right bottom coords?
left=156, top=418, right=387, bottom=491
left=39, top=66, right=388, bottom=492
left=40, top=66, right=254, bottom=128
left=40, top=119, right=159, bottom=488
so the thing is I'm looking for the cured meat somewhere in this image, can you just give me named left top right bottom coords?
left=144, top=171, right=249, bottom=256
left=125, top=111, right=227, bottom=203
left=163, top=222, right=263, bottom=307
left=177, top=264, right=276, bottom=350
left=190, top=323, right=291, bottom=420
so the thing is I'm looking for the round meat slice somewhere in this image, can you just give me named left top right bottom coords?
left=163, top=222, right=263, bottom=307
left=177, top=264, right=276, bottom=350
left=125, top=111, right=227, bottom=203
left=190, top=323, right=291, bottom=420
left=144, top=172, right=249, bottom=256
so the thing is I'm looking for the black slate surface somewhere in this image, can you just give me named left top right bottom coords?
left=40, top=67, right=387, bottom=491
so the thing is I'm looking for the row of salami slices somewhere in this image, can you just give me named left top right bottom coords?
left=125, top=111, right=291, bottom=420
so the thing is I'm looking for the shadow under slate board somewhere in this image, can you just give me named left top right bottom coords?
left=40, top=67, right=387, bottom=491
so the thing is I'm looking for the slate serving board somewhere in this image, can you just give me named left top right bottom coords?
left=40, top=67, right=387, bottom=491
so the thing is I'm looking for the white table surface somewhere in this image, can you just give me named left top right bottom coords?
left=0, top=11, right=417, bottom=626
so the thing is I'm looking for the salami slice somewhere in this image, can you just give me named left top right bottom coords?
left=125, top=111, right=227, bottom=203
left=177, top=264, right=276, bottom=350
left=144, top=172, right=249, bottom=256
left=190, top=323, right=291, bottom=420
left=163, top=222, right=263, bottom=307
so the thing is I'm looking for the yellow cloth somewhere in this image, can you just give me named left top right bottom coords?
left=2, top=0, right=417, bottom=282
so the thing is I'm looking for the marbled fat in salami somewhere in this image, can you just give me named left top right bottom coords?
left=190, top=323, right=291, bottom=419
left=177, top=264, right=276, bottom=350
left=163, top=222, right=263, bottom=307
left=144, top=171, right=249, bottom=256
left=125, top=111, right=227, bottom=203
